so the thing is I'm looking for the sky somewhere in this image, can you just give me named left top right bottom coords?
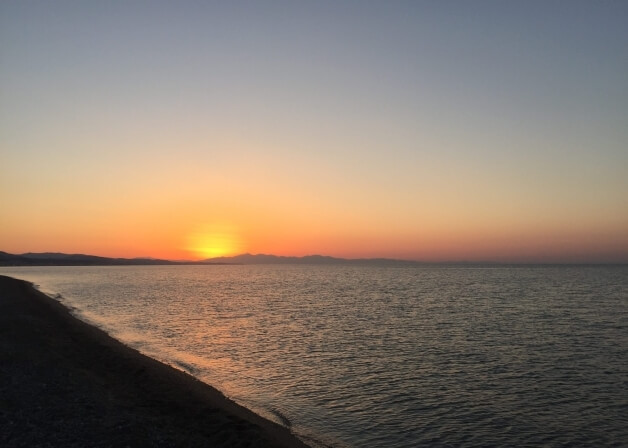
left=1, top=1, right=627, bottom=262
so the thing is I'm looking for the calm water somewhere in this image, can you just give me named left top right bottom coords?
left=2, top=265, right=627, bottom=447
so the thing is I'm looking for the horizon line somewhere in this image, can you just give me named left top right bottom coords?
left=2, top=250, right=627, bottom=266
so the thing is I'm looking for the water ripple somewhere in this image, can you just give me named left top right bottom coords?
left=1, top=264, right=627, bottom=447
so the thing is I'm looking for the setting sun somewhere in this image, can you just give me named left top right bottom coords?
left=186, top=225, right=244, bottom=259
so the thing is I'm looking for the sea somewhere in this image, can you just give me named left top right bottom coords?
left=1, top=264, right=626, bottom=447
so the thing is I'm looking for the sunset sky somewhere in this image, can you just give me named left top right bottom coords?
left=1, top=2, right=627, bottom=262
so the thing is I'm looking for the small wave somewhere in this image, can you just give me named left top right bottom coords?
left=173, top=360, right=200, bottom=375
left=268, top=406, right=292, bottom=427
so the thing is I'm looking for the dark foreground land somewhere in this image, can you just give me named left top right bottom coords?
left=0, top=275, right=309, bottom=447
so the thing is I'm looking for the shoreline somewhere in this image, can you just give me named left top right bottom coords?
left=0, top=275, right=310, bottom=447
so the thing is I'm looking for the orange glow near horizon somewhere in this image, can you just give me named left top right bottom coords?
left=1, top=198, right=627, bottom=263
left=185, top=224, right=245, bottom=260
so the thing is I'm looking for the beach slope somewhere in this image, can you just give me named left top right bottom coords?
left=0, top=275, right=309, bottom=447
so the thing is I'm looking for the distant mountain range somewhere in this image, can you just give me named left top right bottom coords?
left=203, top=253, right=417, bottom=265
left=0, top=251, right=418, bottom=266
left=0, top=251, right=181, bottom=266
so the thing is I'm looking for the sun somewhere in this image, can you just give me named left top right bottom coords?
left=186, top=225, right=244, bottom=259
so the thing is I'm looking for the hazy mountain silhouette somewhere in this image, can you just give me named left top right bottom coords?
left=203, top=253, right=418, bottom=266
left=0, top=252, right=179, bottom=266
left=0, top=251, right=417, bottom=266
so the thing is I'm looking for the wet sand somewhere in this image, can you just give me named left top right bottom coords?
left=0, top=275, right=310, bottom=447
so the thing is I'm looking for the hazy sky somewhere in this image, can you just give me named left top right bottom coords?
left=1, top=1, right=627, bottom=262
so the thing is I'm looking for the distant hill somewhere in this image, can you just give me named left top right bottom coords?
left=0, top=251, right=180, bottom=266
left=203, top=253, right=418, bottom=266
left=2, top=251, right=622, bottom=267
left=0, top=251, right=418, bottom=266
left=203, top=253, right=340, bottom=264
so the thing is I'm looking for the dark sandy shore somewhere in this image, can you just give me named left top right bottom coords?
left=0, top=275, right=310, bottom=447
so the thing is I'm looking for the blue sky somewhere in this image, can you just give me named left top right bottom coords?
left=1, top=1, right=627, bottom=261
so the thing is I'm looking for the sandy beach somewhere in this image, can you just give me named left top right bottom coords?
left=0, top=275, right=310, bottom=447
